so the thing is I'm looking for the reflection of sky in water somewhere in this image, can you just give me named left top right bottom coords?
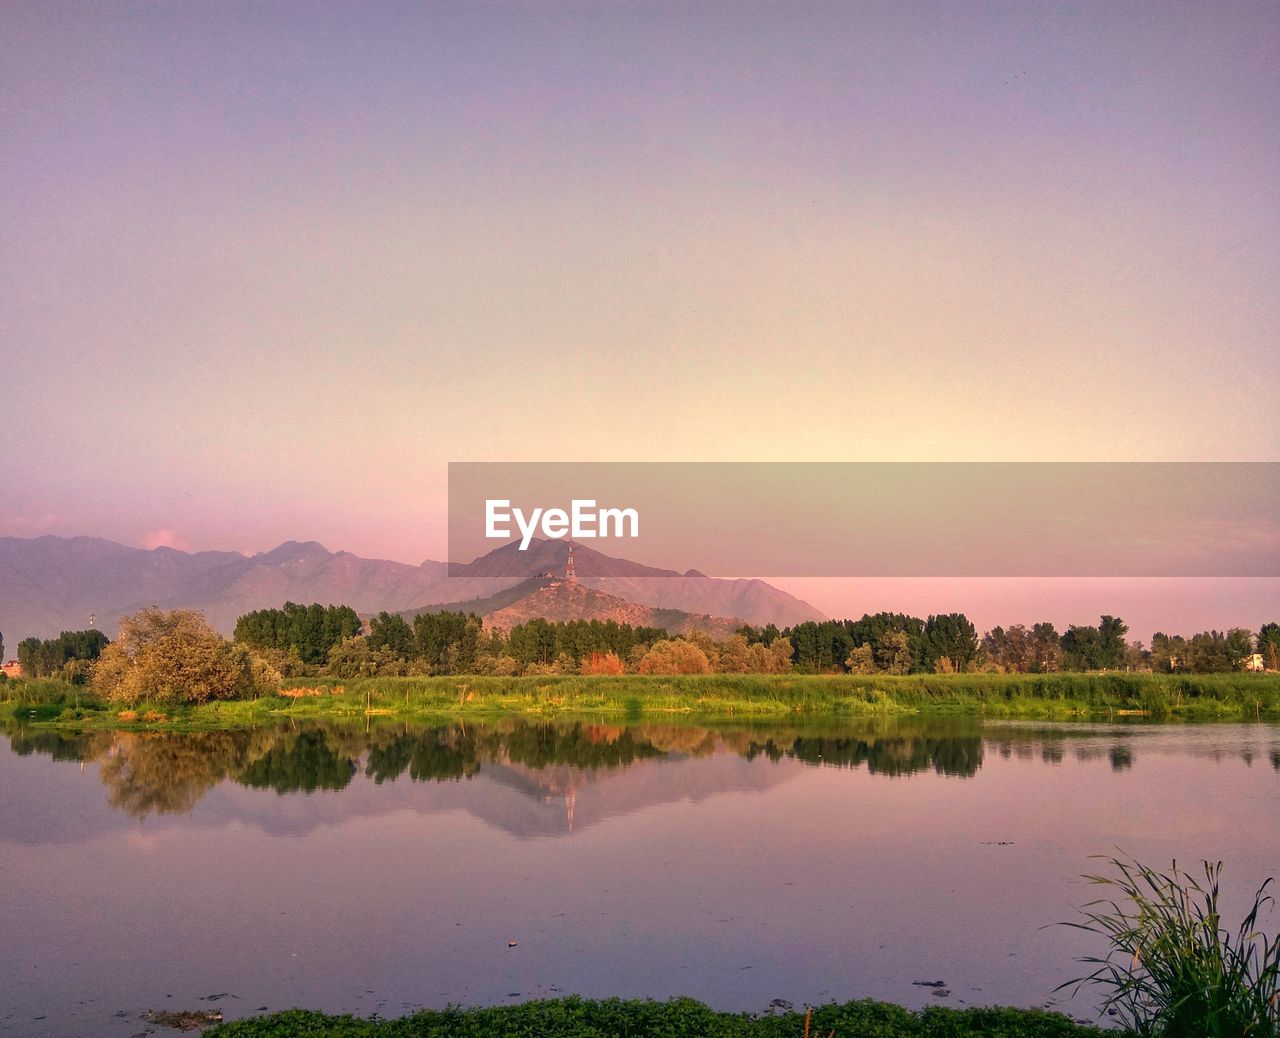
left=1, top=719, right=1277, bottom=1037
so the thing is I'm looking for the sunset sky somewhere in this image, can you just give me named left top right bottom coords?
left=3, top=2, right=1277, bottom=633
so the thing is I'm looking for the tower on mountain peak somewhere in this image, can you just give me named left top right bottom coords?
left=565, top=540, right=577, bottom=584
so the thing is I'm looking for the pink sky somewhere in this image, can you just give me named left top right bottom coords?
left=2, top=2, right=1277, bottom=635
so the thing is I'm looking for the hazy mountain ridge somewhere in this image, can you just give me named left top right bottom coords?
left=0, top=535, right=823, bottom=642
left=452, top=539, right=821, bottom=628
left=482, top=580, right=744, bottom=638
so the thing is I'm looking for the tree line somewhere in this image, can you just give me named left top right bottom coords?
left=3, top=608, right=1277, bottom=707
left=233, top=607, right=1279, bottom=678
left=13, top=629, right=110, bottom=682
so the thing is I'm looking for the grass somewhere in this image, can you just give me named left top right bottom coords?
left=205, top=996, right=1108, bottom=1038
left=5, top=672, right=1277, bottom=731
left=1061, top=857, right=1280, bottom=1037
left=0, top=677, right=95, bottom=707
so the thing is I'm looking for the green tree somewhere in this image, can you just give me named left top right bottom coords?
left=1150, top=631, right=1186, bottom=672
left=367, top=612, right=414, bottom=659
left=1257, top=622, right=1280, bottom=670
left=1030, top=622, right=1062, bottom=672
left=1098, top=616, right=1129, bottom=669
left=15, top=629, right=109, bottom=678
left=1062, top=617, right=1127, bottom=671
left=234, top=603, right=361, bottom=666
left=922, top=613, right=978, bottom=672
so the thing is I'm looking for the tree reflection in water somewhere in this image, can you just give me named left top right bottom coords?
left=2, top=715, right=1271, bottom=818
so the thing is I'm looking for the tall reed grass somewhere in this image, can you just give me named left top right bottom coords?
left=1062, top=856, right=1280, bottom=1037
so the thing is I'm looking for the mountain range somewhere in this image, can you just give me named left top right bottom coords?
left=455, top=577, right=744, bottom=638
left=0, top=535, right=823, bottom=643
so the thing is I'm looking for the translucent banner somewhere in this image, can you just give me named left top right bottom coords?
left=447, top=462, right=1280, bottom=577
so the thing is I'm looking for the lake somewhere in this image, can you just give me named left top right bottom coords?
left=1, top=716, right=1277, bottom=1036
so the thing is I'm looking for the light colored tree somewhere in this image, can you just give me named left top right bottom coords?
left=581, top=651, right=625, bottom=676
left=638, top=639, right=712, bottom=675
left=845, top=644, right=877, bottom=674
left=717, top=634, right=752, bottom=673
left=766, top=637, right=794, bottom=673
left=93, top=607, right=279, bottom=705
left=874, top=629, right=912, bottom=675
left=327, top=636, right=375, bottom=678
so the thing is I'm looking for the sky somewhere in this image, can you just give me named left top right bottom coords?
left=2, top=1, right=1278, bottom=633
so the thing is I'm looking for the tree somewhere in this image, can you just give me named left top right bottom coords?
left=1098, top=616, right=1129, bottom=669
left=327, top=636, right=375, bottom=678
left=845, top=644, right=876, bottom=674
left=413, top=611, right=483, bottom=672
left=1150, top=632, right=1186, bottom=673
left=716, top=634, right=752, bottom=673
left=983, top=625, right=1032, bottom=673
left=17, top=637, right=40, bottom=676
left=15, top=629, right=109, bottom=678
left=765, top=636, right=793, bottom=673
left=922, top=613, right=978, bottom=672
left=93, top=608, right=279, bottom=705
left=1030, top=622, right=1062, bottom=672
left=234, top=603, right=361, bottom=666
left=874, top=629, right=913, bottom=675
left=1151, top=629, right=1255, bottom=673
left=367, top=612, right=414, bottom=659
left=1257, top=623, right=1280, bottom=670
left=1062, top=617, right=1127, bottom=671
left=581, top=651, right=625, bottom=675
left=1123, top=640, right=1148, bottom=672
left=637, top=639, right=712, bottom=675
left=1179, top=629, right=1254, bottom=672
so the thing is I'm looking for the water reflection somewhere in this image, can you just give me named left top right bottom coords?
left=1, top=715, right=1278, bottom=1038
left=746, top=733, right=984, bottom=776
left=3, top=715, right=1276, bottom=824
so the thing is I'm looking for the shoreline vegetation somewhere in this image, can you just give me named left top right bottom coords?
left=5, top=671, right=1279, bottom=731
left=203, top=997, right=1109, bottom=1037
left=2, top=606, right=1278, bottom=731
left=197, top=850, right=1280, bottom=1037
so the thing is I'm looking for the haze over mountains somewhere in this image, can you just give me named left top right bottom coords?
left=476, top=579, right=744, bottom=638
left=0, top=535, right=823, bottom=643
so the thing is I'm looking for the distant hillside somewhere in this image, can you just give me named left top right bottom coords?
left=0, top=536, right=457, bottom=641
left=0, top=535, right=823, bottom=642
left=450, top=539, right=821, bottom=629
left=482, top=580, right=743, bottom=638
left=403, top=576, right=556, bottom=620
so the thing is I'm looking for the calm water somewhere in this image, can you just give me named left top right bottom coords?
left=1, top=716, right=1277, bottom=1036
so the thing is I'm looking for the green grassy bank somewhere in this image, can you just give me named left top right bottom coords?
left=205, top=996, right=1106, bottom=1038
left=4, top=671, right=1279, bottom=730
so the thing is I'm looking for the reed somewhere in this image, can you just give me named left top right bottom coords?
left=1061, top=856, right=1280, bottom=1037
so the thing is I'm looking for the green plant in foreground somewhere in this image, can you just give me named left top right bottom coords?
left=1061, top=856, right=1280, bottom=1037
left=206, top=997, right=1106, bottom=1037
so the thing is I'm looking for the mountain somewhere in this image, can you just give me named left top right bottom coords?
left=450, top=539, right=821, bottom=628
left=0, top=535, right=823, bottom=642
left=481, top=579, right=743, bottom=638
left=0, top=535, right=452, bottom=642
